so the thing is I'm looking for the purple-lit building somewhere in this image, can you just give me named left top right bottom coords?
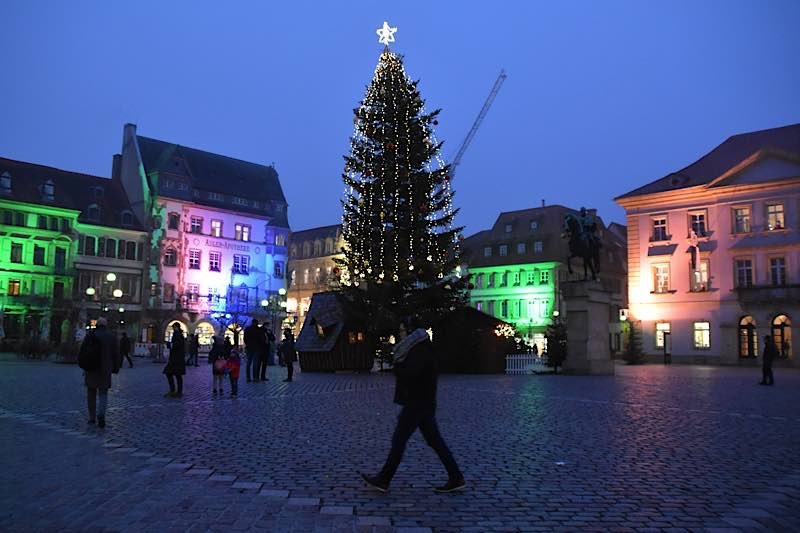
left=117, top=124, right=290, bottom=345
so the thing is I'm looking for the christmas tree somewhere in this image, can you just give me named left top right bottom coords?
left=337, top=28, right=469, bottom=339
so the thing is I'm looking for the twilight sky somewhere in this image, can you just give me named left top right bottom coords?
left=1, top=1, right=799, bottom=236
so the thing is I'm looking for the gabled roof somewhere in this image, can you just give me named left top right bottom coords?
left=0, top=157, right=145, bottom=230
left=295, top=291, right=346, bottom=353
left=136, top=135, right=289, bottom=226
left=616, top=123, right=800, bottom=200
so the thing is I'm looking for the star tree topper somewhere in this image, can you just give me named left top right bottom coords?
left=376, top=21, right=398, bottom=46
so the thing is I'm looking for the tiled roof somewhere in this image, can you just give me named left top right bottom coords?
left=290, top=224, right=342, bottom=243
left=0, top=157, right=145, bottom=230
left=616, top=123, right=800, bottom=200
left=295, top=291, right=346, bottom=353
left=136, top=135, right=289, bottom=226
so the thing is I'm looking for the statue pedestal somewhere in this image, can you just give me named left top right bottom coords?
left=561, top=281, right=615, bottom=375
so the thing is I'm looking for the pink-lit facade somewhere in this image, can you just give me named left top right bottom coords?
left=118, top=124, right=289, bottom=345
left=616, top=124, right=799, bottom=365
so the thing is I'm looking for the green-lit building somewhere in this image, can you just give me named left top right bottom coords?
left=0, top=157, right=147, bottom=346
left=461, top=205, right=627, bottom=352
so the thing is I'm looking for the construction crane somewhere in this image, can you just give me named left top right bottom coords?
left=449, top=69, right=507, bottom=178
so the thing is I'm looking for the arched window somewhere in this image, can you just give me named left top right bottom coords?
left=41, top=179, right=55, bottom=201
left=275, top=233, right=286, bottom=246
left=164, top=247, right=177, bottom=267
left=325, top=238, right=334, bottom=254
left=302, top=242, right=311, bottom=257
left=290, top=244, right=298, bottom=258
left=194, top=321, right=216, bottom=347
left=738, top=316, right=757, bottom=358
left=772, top=314, right=792, bottom=358
left=121, top=211, right=134, bottom=226
left=313, top=240, right=322, bottom=256
left=165, top=320, right=188, bottom=343
left=0, top=171, right=11, bottom=194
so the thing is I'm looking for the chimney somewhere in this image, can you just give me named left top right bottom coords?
left=123, top=123, right=137, bottom=148
left=541, top=199, right=545, bottom=207
left=111, top=154, right=122, bottom=181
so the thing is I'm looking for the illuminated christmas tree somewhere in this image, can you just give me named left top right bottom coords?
left=338, top=24, right=469, bottom=337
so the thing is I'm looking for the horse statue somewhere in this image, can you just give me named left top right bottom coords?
left=563, top=211, right=601, bottom=281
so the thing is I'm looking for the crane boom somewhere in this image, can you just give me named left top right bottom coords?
left=449, top=69, right=507, bottom=177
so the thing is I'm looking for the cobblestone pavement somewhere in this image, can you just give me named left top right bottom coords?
left=1, top=358, right=799, bottom=532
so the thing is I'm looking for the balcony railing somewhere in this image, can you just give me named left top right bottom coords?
left=735, top=284, right=800, bottom=304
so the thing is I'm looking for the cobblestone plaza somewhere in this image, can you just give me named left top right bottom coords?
left=1, top=359, right=799, bottom=532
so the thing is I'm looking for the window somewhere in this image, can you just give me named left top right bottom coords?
left=735, top=259, right=753, bottom=288
left=188, top=249, right=201, bottom=269
left=33, top=245, right=45, bottom=266
left=232, top=196, right=248, bottom=206
left=487, top=301, right=495, bottom=316
left=311, top=240, right=321, bottom=256
left=655, top=322, right=671, bottom=348
left=488, top=273, right=496, bottom=287
left=500, top=300, right=508, bottom=318
left=97, top=237, right=106, bottom=257
left=38, top=215, right=47, bottom=229
left=323, top=237, right=332, bottom=253
left=517, top=243, right=526, bottom=254
left=163, top=283, right=175, bottom=303
left=770, top=257, right=786, bottom=286
left=0, top=172, right=10, bottom=194
left=652, top=216, right=668, bottom=241
left=653, top=264, right=670, bottom=293
left=208, top=191, right=224, bottom=201
left=10, top=243, right=23, bottom=263
left=54, top=248, right=66, bottom=272
left=53, top=281, right=64, bottom=300
left=302, top=242, right=311, bottom=257
left=475, top=301, right=483, bottom=312
left=530, top=220, right=538, bottom=231
left=276, top=233, right=287, bottom=247
left=504, top=223, right=513, bottom=233
left=86, top=205, right=100, bottom=221
left=303, top=269, right=309, bottom=284
left=513, top=271, right=521, bottom=285
left=164, top=248, right=177, bottom=267
left=499, top=244, right=508, bottom=257
left=290, top=245, right=298, bottom=258
left=190, top=216, right=203, bottom=234
left=526, top=271, right=536, bottom=285
left=126, top=241, right=136, bottom=260
left=540, top=270, right=550, bottom=285
left=8, top=279, right=21, bottom=295
left=534, top=241, right=543, bottom=253
left=766, top=203, right=784, bottom=230
left=500, top=271, right=508, bottom=287
left=211, top=219, right=222, bottom=237
left=732, top=207, right=751, bottom=233
left=187, top=283, right=200, bottom=302
left=49, top=217, right=58, bottom=231
left=690, top=259, right=709, bottom=292
left=209, top=251, right=221, bottom=272
left=83, top=236, right=95, bottom=256
left=483, top=246, right=492, bottom=257
left=233, top=254, right=249, bottom=274
left=688, top=210, right=707, bottom=236
left=60, top=218, right=70, bottom=233
left=475, top=273, right=484, bottom=288
left=693, top=321, right=710, bottom=349
left=15, top=211, right=25, bottom=226
left=739, top=316, right=758, bottom=358
left=105, top=238, right=116, bottom=258
left=235, top=223, right=250, bottom=241
left=274, top=261, right=284, bottom=278
left=121, top=211, right=133, bottom=226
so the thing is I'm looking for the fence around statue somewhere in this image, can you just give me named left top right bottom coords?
left=504, top=353, right=548, bottom=375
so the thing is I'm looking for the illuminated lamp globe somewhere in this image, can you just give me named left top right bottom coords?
left=261, top=299, right=269, bottom=307
left=112, top=289, right=123, bottom=298
left=105, top=272, right=117, bottom=282
left=85, top=287, right=96, bottom=296
left=278, top=288, right=286, bottom=296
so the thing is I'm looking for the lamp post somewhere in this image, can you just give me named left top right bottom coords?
left=84, top=272, right=124, bottom=329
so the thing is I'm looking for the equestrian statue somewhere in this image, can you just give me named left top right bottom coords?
left=563, top=207, right=602, bottom=281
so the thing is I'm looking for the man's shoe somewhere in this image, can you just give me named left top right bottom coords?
left=434, top=477, right=466, bottom=493
left=97, top=416, right=106, bottom=429
left=360, top=473, right=389, bottom=493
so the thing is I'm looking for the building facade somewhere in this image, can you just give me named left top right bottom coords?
left=286, top=224, right=345, bottom=333
left=616, top=123, right=800, bottom=365
left=0, top=157, right=147, bottom=345
left=118, top=124, right=290, bottom=345
left=462, top=205, right=627, bottom=353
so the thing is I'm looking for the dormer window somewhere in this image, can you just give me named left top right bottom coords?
left=0, top=172, right=11, bottom=194
left=121, top=211, right=134, bottom=227
left=41, top=180, right=55, bottom=201
left=86, top=204, right=100, bottom=221
left=90, top=186, right=104, bottom=198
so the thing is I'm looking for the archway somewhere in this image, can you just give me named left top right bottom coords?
left=164, top=320, right=188, bottom=343
left=771, top=314, right=792, bottom=358
left=738, top=316, right=757, bottom=358
left=194, top=321, right=216, bottom=350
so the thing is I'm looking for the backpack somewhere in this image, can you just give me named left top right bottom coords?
left=78, top=333, right=103, bottom=372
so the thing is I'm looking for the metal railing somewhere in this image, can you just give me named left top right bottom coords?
left=505, top=353, right=547, bottom=375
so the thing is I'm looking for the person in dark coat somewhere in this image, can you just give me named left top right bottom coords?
left=280, top=328, right=297, bottom=382
left=119, top=331, right=133, bottom=368
left=243, top=319, right=263, bottom=382
left=163, top=323, right=187, bottom=397
left=760, top=335, right=777, bottom=386
left=361, top=317, right=465, bottom=493
left=258, top=322, right=272, bottom=381
left=83, top=317, right=121, bottom=428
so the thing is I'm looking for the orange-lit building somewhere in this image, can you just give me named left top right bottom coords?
left=616, top=124, right=799, bottom=365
